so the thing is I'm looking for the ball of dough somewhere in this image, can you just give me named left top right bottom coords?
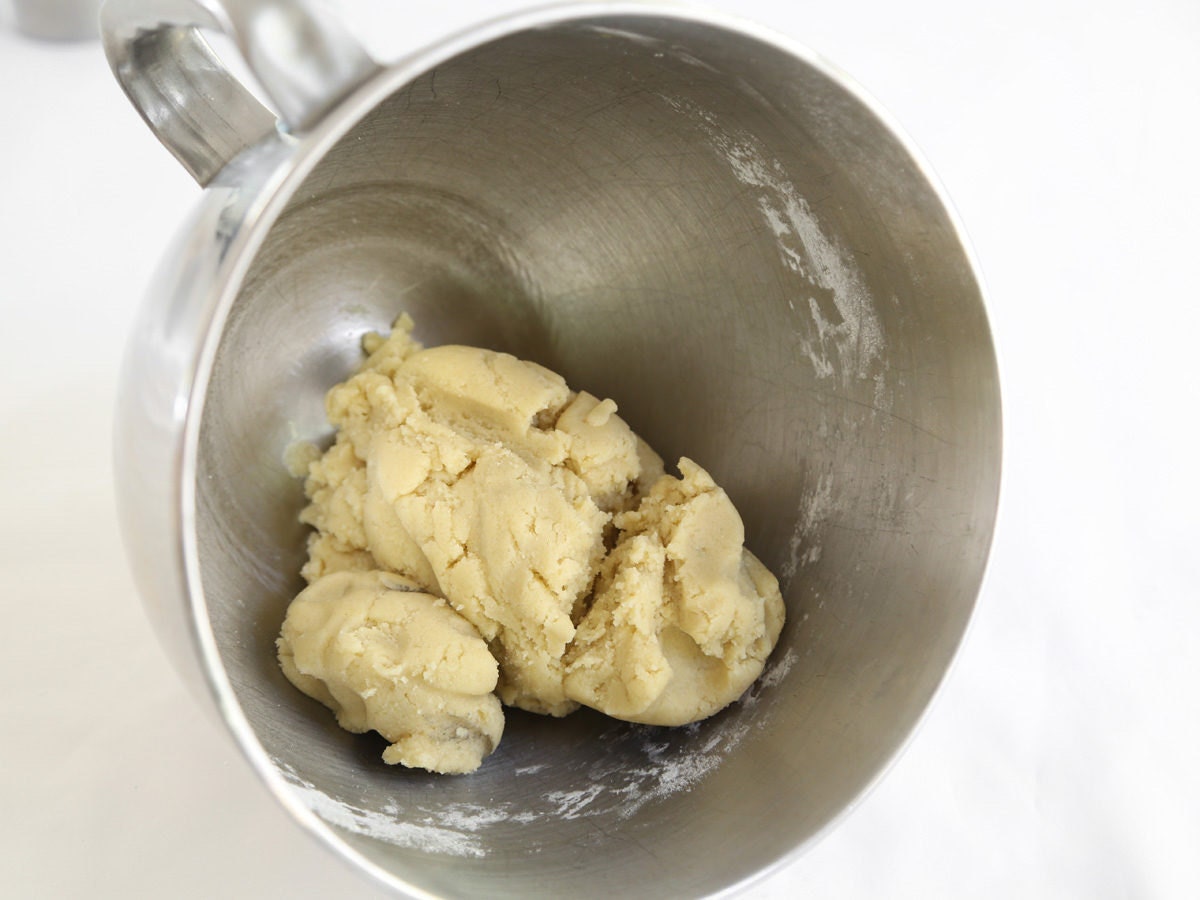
left=283, top=318, right=787, bottom=771
left=277, top=569, right=504, bottom=774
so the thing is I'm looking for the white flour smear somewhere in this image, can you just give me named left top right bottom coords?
left=277, top=764, right=488, bottom=858
left=658, top=94, right=886, bottom=391
left=271, top=646, right=798, bottom=856
left=538, top=645, right=801, bottom=823
left=779, top=472, right=836, bottom=587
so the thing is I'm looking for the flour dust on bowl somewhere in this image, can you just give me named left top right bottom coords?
left=105, top=1, right=1001, bottom=896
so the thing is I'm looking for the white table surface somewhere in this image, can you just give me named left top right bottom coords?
left=2, top=1, right=1197, bottom=897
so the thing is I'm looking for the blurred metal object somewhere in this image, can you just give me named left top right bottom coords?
left=105, top=2, right=1001, bottom=898
left=101, top=0, right=379, bottom=184
left=14, top=0, right=101, bottom=40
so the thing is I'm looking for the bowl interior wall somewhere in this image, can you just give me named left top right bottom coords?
left=196, top=16, right=1000, bottom=898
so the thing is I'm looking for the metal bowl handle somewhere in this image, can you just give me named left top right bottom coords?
left=100, top=0, right=379, bottom=186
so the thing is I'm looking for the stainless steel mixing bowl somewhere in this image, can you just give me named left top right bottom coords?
left=105, top=1, right=1001, bottom=896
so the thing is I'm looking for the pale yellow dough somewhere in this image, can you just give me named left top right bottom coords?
left=279, top=316, right=785, bottom=773
left=562, top=459, right=785, bottom=726
left=277, top=569, right=503, bottom=775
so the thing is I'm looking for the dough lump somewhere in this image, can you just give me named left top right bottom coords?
left=297, top=317, right=657, bottom=716
left=279, top=316, right=785, bottom=773
left=562, top=459, right=785, bottom=726
left=278, top=569, right=503, bottom=775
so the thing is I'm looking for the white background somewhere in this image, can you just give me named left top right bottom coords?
left=2, top=0, right=1198, bottom=896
